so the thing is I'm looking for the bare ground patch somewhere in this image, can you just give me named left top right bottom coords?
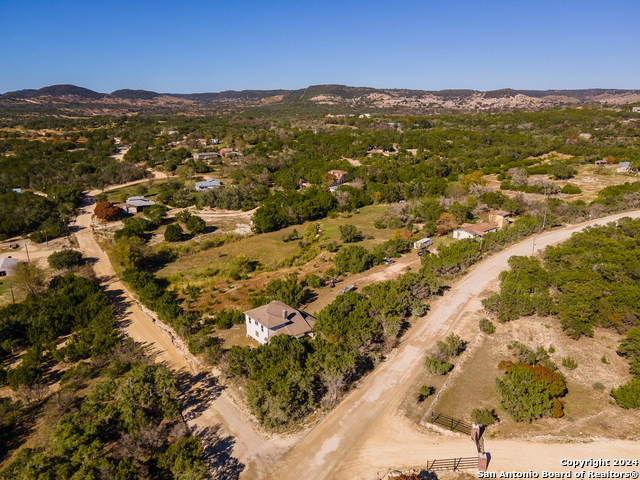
left=429, top=316, right=639, bottom=441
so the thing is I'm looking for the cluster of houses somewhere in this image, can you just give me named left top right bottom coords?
left=594, top=158, right=632, bottom=173
left=192, top=148, right=242, bottom=163
left=326, top=113, right=371, bottom=118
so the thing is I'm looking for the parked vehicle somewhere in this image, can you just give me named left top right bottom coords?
left=418, top=248, right=429, bottom=256
left=341, top=285, right=356, bottom=294
left=384, top=259, right=395, bottom=265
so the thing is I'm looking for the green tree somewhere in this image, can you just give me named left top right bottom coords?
left=12, top=263, right=46, bottom=295
left=164, top=223, right=183, bottom=242
left=334, top=245, right=376, bottom=273
left=135, top=185, right=149, bottom=197
left=495, top=364, right=554, bottom=422
left=266, top=274, right=305, bottom=307
left=48, top=249, right=84, bottom=272
left=185, top=215, right=206, bottom=235
left=158, top=436, right=207, bottom=479
left=339, top=224, right=363, bottom=243
left=610, top=378, right=640, bottom=409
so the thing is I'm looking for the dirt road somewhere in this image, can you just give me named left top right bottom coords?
left=75, top=192, right=640, bottom=479
left=247, top=210, right=640, bottom=480
left=73, top=192, right=296, bottom=474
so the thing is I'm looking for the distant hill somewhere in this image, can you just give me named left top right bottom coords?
left=3, top=83, right=640, bottom=115
left=110, top=89, right=161, bottom=100
left=1, top=89, right=37, bottom=98
left=180, top=89, right=289, bottom=102
left=28, top=84, right=105, bottom=99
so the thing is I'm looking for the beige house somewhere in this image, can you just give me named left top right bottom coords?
left=244, top=301, right=316, bottom=345
left=488, top=210, right=512, bottom=229
left=453, top=222, right=497, bottom=240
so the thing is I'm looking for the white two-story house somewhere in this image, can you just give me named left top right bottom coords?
left=244, top=300, right=316, bottom=345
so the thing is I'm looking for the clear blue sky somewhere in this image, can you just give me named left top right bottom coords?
left=1, top=0, right=639, bottom=94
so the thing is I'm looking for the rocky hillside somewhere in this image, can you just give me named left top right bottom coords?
left=1, top=83, right=639, bottom=116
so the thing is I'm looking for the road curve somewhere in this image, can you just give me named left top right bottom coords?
left=74, top=191, right=290, bottom=474
left=247, top=210, right=640, bottom=480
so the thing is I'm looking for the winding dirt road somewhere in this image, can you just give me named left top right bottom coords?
left=249, top=210, right=640, bottom=480
left=75, top=191, right=640, bottom=479
left=74, top=191, right=295, bottom=476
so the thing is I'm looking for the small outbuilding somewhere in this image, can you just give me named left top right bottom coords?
left=488, top=210, right=512, bottom=229
left=413, top=237, right=433, bottom=250
left=122, top=196, right=155, bottom=214
left=617, top=162, right=631, bottom=173
left=0, top=256, right=19, bottom=277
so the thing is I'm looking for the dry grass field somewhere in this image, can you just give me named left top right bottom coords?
left=428, top=316, right=639, bottom=441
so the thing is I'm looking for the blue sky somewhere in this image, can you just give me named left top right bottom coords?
left=1, top=0, right=639, bottom=93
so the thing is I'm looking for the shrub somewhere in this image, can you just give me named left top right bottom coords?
left=413, top=384, right=435, bottom=403
left=470, top=407, right=498, bottom=425
left=593, top=382, right=605, bottom=390
left=562, top=356, right=578, bottom=370
left=561, top=184, right=582, bottom=195
left=610, top=378, right=640, bottom=409
left=339, top=224, right=363, bottom=243
left=480, top=318, right=495, bottom=334
left=422, top=357, right=453, bottom=375
left=174, top=209, right=192, bottom=223
left=304, top=273, right=322, bottom=288
left=164, top=223, right=183, bottom=242
left=437, top=333, right=467, bottom=358
left=283, top=229, right=299, bottom=242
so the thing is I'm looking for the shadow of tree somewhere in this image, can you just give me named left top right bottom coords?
left=191, top=424, right=245, bottom=479
left=175, top=371, right=223, bottom=421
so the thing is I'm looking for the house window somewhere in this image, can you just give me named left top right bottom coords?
left=261, top=325, right=264, bottom=332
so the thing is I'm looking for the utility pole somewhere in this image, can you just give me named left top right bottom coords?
left=532, top=236, right=536, bottom=255
left=542, top=211, right=546, bottom=231
left=10, top=280, right=15, bottom=303
left=25, top=243, right=30, bottom=263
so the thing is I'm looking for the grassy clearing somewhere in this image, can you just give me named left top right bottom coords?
left=562, top=165, right=638, bottom=202
left=157, top=204, right=392, bottom=279
left=104, top=179, right=168, bottom=203
left=431, top=317, right=640, bottom=440
left=217, top=325, right=260, bottom=349
left=0, top=278, right=12, bottom=305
